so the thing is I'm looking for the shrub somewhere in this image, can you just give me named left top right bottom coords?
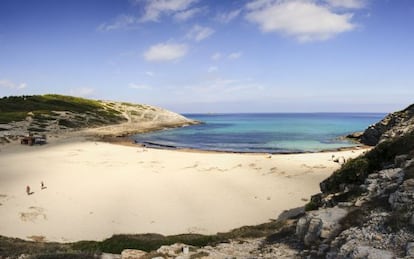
left=321, top=131, right=414, bottom=193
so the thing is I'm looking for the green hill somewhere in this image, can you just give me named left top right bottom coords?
left=0, top=94, right=125, bottom=125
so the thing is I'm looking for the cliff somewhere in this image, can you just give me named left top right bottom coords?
left=360, top=104, right=414, bottom=146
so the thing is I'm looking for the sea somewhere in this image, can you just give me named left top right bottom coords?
left=132, top=113, right=385, bottom=153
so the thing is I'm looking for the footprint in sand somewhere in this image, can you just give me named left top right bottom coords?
left=301, top=164, right=312, bottom=169
left=0, top=194, right=13, bottom=205
left=200, top=167, right=227, bottom=172
left=249, top=163, right=262, bottom=171
left=231, top=164, right=243, bottom=170
left=184, top=162, right=199, bottom=169
left=20, top=206, right=47, bottom=222
left=263, top=167, right=279, bottom=175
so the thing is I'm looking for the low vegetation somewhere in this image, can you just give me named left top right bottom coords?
left=321, top=131, right=414, bottom=193
left=0, top=94, right=125, bottom=124
left=0, top=220, right=287, bottom=257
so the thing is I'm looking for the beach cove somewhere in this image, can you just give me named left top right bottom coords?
left=0, top=133, right=368, bottom=242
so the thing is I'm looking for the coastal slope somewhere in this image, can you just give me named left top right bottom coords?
left=0, top=94, right=197, bottom=142
left=360, top=104, right=414, bottom=146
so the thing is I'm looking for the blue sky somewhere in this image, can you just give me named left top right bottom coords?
left=0, top=0, right=413, bottom=113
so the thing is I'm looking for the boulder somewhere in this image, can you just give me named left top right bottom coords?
left=303, top=218, right=322, bottom=246
left=389, top=179, right=414, bottom=210
left=395, top=154, right=409, bottom=168
left=346, top=131, right=363, bottom=140
left=360, top=126, right=382, bottom=146
left=406, top=242, right=414, bottom=257
left=296, top=207, right=348, bottom=246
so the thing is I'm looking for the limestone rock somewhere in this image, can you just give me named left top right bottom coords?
left=121, top=249, right=147, bottom=259
left=101, top=253, right=121, bottom=259
left=303, top=218, right=322, bottom=246
left=395, top=154, right=409, bottom=168
left=389, top=179, right=414, bottom=210
left=351, top=246, right=394, bottom=259
left=296, top=207, right=348, bottom=246
left=406, top=242, right=414, bottom=257
left=157, top=243, right=190, bottom=257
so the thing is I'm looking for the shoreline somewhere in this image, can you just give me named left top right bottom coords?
left=102, top=134, right=370, bottom=156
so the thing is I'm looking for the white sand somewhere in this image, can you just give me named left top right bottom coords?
left=0, top=139, right=368, bottom=242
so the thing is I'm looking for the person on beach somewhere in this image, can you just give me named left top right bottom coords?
left=41, top=181, right=45, bottom=190
left=26, top=185, right=31, bottom=195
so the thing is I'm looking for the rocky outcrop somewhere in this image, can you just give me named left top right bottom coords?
left=360, top=104, right=414, bottom=145
left=297, top=151, right=414, bottom=258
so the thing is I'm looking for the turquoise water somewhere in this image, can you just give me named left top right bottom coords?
left=132, top=113, right=385, bottom=153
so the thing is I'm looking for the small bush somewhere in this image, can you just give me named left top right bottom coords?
left=305, top=201, right=319, bottom=211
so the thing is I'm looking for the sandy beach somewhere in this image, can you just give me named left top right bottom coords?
left=0, top=136, right=368, bottom=242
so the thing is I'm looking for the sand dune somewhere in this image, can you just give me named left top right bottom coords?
left=0, top=138, right=367, bottom=242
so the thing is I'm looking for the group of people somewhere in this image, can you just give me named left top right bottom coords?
left=26, top=181, right=46, bottom=195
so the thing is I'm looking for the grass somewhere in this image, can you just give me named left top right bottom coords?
left=0, top=94, right=127, bottom=125
left=0, top=111, right=28, bottom=124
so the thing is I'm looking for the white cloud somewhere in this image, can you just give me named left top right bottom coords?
left=186, top=25, right=215, bottom=42
left=208, top=66, right=218, bottom=73
left=145, top=71, right=155, bottom=77
left=98, top=14, right=136, bottom=31
left=129, top=83, right=152, bottom=90
left=143, top=43, right=188, bottom=62
left=325, top=0, right=367, bottom=9
left=211, top=52, right=222, bottom=61
left=245, top=0, right=356, bottom=42
left=0, top=79, right=27, bottom=90
left=69, top=87, right=95, bottom=97
left=228, top=52, right=242, bottom=59
left=216, top=9, right=241, bottom=23
left=174, top=7, right=204, bottom=21
left=139, top=0, right=198, bottom=22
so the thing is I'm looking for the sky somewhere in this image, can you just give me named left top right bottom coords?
left=0, top=0, right=413, bottom=113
